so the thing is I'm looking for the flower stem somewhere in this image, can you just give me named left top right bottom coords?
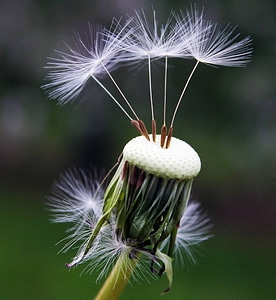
left=95, top=253, right=139, bottom=300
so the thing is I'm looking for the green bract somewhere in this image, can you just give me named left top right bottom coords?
left=84, top=135, right=201, bottom=292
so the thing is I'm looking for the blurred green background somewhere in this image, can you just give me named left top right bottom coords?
left=0, top=0, right=275, bottom=299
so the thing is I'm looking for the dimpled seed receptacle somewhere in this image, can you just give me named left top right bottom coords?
left=123, top=134, right=201, bottom=180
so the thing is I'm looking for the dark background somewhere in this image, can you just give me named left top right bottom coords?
left=0, top=0, right=275, bottom=299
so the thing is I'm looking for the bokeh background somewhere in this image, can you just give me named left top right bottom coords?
left=1, top=0, right=275, bottom=299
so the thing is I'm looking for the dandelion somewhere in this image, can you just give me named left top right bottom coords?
left=44, top=5, right=252, bottom=299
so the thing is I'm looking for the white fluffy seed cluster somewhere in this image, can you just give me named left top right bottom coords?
left=123, top=135, right=201, bottom=180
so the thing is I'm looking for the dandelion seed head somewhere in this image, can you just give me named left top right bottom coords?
left=123, top=134, right=201, bottom=179
left=44, top=5, right=252, bottom=293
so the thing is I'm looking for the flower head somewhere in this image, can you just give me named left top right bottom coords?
left=44, top=5, right=252, bottom=296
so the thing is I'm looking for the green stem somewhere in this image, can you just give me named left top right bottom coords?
left=94, top=253, right=139, bottom=300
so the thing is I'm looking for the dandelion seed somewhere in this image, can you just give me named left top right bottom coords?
left=43, top=19, right=137, bottom=122
left=178, top=6, right=252, bottom=67
left=120, top=10, right=190, bottom=60
left=48, top=168, right=104, bottom=224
